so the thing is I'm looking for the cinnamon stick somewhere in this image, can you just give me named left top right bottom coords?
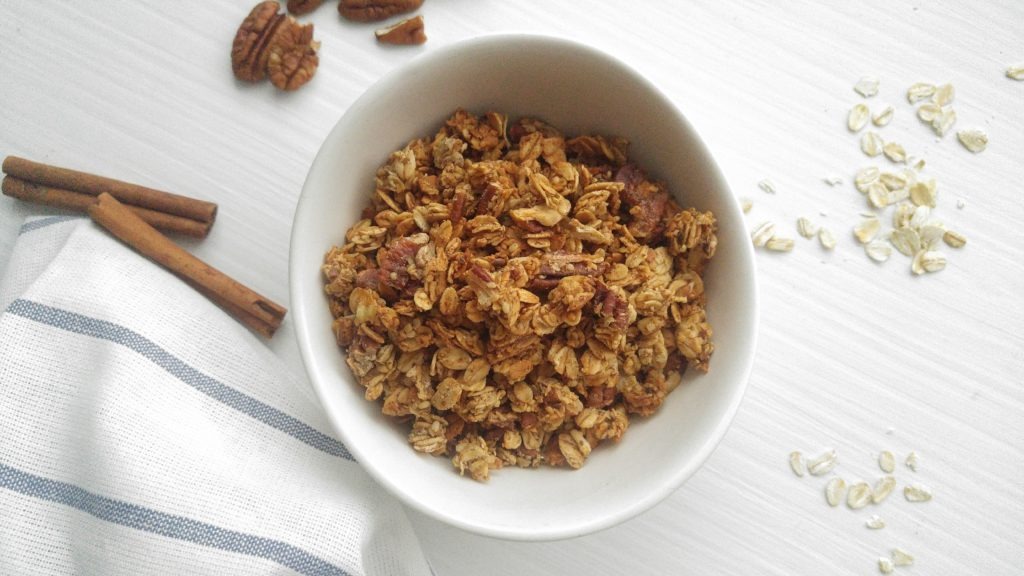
left=2, top=176, right=212, bottom=238
left=3, top=156, right=217, bottom=224
left=88, top=193, right=285, bottom=338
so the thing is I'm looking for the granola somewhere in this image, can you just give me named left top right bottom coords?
left=322, top=110, right=717, bottom=481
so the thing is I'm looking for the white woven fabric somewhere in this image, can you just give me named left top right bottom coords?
left=0, top=217, right=432, bottom=576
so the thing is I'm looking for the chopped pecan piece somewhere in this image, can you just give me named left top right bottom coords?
left=339, top=0, right=423, bottom=22
left=287, top=0, right=324, bottom=15
left=231, top=1, right=319, bottom=91
left=375, top=15, right=427, bottom=45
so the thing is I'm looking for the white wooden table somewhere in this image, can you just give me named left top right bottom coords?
left=2, top=2, right=1021, bottom=574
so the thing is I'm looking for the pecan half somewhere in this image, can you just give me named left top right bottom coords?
left=231, top=1, right=320, bottom=90
left=339, top=0, right=423, bottom=22
left=375, top=15, right=427, bottom=45
left=287, top=0, right=324, bottom=15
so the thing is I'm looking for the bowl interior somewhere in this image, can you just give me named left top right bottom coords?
left=290, top=34, right=757, bottom=541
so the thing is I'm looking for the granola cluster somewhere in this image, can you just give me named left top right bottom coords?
left=322, top=110, right=717, bottom=481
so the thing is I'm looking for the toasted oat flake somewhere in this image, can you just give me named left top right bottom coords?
left=825, top=477, right=847, bottom=507
left=878, top=450, right=896, bottom=473
left=865, top=240, right=891, bottom=263
left=854, top=217, right=881, bottom=244
left=808, top=449, right=838, bottom=475
left=797, top=217, right=817, bottom=238
left=872, top=105, right=895, bottom=127
left=848, top=103, right=871, bottom=132
left=878, top=557, right=895, bottom=574
left=917, top=102, right=941, bottom=122
left=892, top=548, right=915, bottom=566
left=943, top=230, right=967, bottom=248
left=758, top=179, right=777, bottom=194
left=932, top=83, right=955, bottom=106
left=818, top=227, right=837, bottom=250
left=789, top=451, right=806, bottom=477
left=957, top=129, right=988, bottom=153
left=905, top=451, right=920, bottom=471
left=865, top=515, right=886, bottom=529
left=1008, top=65, right=1024, bottom=80
left=847, top=481, right=873, bottom=509
left=855, top=167, right=880, bottom=193
left=872, top=476, right=897, bottom=503
left=766, top=237, right=795, bottom=252
left=855, top=76, right=880, bottom=97
left=861, top=131, right=885, bottom=157
left=907, top=82, right=936, bottom=103
left=751, top=222, right=776, bottom=247
left=882, top=142, right=907, bottom=163
left=904, top=483, right=932, bottom=502
left=932, top=107, right=957, bottom=136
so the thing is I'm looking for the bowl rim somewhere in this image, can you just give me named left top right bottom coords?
left=289, top=32, right=759, bottom=541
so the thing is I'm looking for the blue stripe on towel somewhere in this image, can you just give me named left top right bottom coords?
left=5, top=298, right=354, bottom=462
left=18, top=215, right=82, bottom=235
left=0, top=462, right=351, bottom=576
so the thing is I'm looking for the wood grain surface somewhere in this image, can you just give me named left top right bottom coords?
left=1, top=1, right=1021, bottom=574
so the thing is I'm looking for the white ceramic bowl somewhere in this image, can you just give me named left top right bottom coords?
left=290, top=34, right=757, bottom=541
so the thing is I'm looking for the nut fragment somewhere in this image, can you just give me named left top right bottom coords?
left=957, top=129, right=988, bottom=153
left=231, top=1, right=319, bottom=91
left=825, top=477, right=847, bottom=507
left=904, top=483, right=933, bottom=502
left=339, top=0, right=423, bottom=21
left=807, top=449, right=838, bottom=476
left=847, top=481, right=872, bottom=509
left=287, top=0, right=324, bottom=15
left=375, top=15, right=427, bottom=45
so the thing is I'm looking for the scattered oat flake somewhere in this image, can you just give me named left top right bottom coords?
left=919, top=224, right=945, bottom=248
left=905, top=451, right=920, bottom=471
left=797, top=217, right=817, bottom=238
left=758, top=179, right=777, bottom=194
left=889, top=228, right=919, bottom=257
left=878, top=557, right=895, bottom=574
left=865, top=240, right=891, bottom=263
left=865, top=515, right=886, bottom=529
left=882, top=142, right=907, bottom=163
left=1008, top=65, right=1024, bottom=80
left=741, top=198, right=753, bottom=213
left=943, top=230, right=967, bottom=248
left=909, top=181, right=937, bottom=207
left=847, top=482, right=873, bottom=509
left=907, top=82, right=936, bottom=103
left=855, top=167, right=880, bottom=193
left=878, top=451, right=895, bottom=473
left=872, top=476, right=897, bottom=503
left=861, top=131, right=885, bottom=157
left=917, top=102, right=941, bottom=122
left=908, top=156, right=926, bottom=171
left=766, top=237, right=795, bottom=252
left=872, top=105, right=895, bottom=127
left=867, top=184, right=889, bottom=209
left=807, top=449, right=838, bottom=475
left=848, top=103, right=871, bottom=132
left=855, top=76, right=880, bottom=97
left=904, top=483, right=933, bottom=502
left=789, top=451, right=806, bottom=477
left=957, top=198, right=967, bottom=209
left=957, top=129, right=988, bottom=153
left=910, top=205, right=931, bottom=229
left=751, top=222, right=776, bottom=247
left=892, top=548, right=915, bottom=567
left=854, top=217, right=881, bottom=244
left=825, top=477, right=846, bottom=507
left=818, top=227, right=836, bottom=250
left=932, top=83, right=955, bottom=106
left=932, top=107, right=957, bottom=136
left=921, top=251, right=947, bottom=273
left=823, top=175, right=843, bottom=186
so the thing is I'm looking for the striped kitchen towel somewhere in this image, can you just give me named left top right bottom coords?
left=0, top=216, right=432, bottom=576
